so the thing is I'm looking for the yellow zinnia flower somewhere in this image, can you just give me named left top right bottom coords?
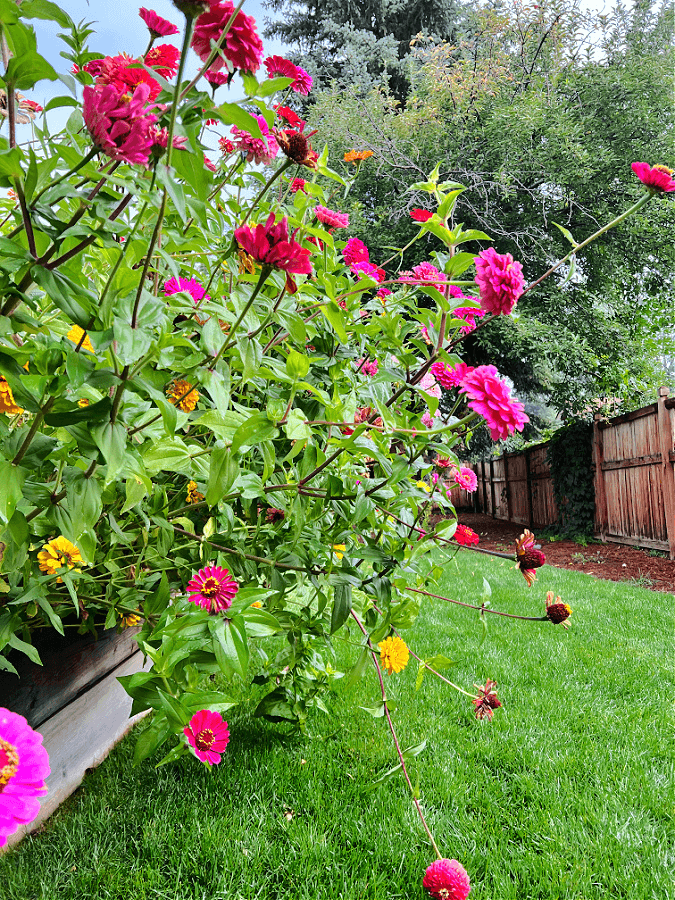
left=67, top=324, right=95, bottom=353
left=120, top=613, right=142, bottom=628
left=37, top=536, right=83, bottom=582
left=378, top=635, right=409, bottom=675
left=166, top=380, right=199, bottom=413
left=186, top=480, right=205, bottom=504
left=0, top=376, right=22, bottom=415
left=332, top=544, right=346, bottom=560
left=416, top=480, right=431, bottom=493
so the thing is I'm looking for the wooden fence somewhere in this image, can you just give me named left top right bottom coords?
left=469, top=387, right=675, bottom=559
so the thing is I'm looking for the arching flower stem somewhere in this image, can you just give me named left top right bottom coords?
left=405, top=586, right=548, bottom=621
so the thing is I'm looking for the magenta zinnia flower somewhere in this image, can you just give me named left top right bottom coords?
left=475, top=247, right=524, bottom=316
left=423, top=858, right=471, bottom=900
left=453, top=466, right=477, bottom=492
left=411, top=208, right=433, bottom=222
left=187, top=564, right=238, bottom=614
left=145, top=43, right=180, bottom=78
left=314, top=205, right=349, bottom=229
left=430, top=360, right=474, bottom=389
left=453, top=304, right=486, bottom=335
left=419, top=372, right=441, bottom=399
left=264, top=54, right=297, bottom=81
left=631, top=161, right=675, bottom=193
left=0, top=708, right=50, bottom=847
left=459, top=364, right=529, bottom=441
left=342, top=237, right=369, bottom=266
left=230, top=115, right=279, bottom=165
left=356, top=358, right=378, bottom=377
left=184, top=710, right=230, bottom=765
left=164, top=276, right=210, bottom=305
left=192, top=1, right=263, bottom=75
left=291, top=66, right=312, bottom=95
left=351, top=260, right=385, bottom=283
left=399, top=262, right=447, bottom=291
left=235, top=213, right=313, bottom=293
left=290, top=177, right=306, bottom=193
left=83, top=82, right=158, bottom=166
left=139, top=7, right=179, bottom=36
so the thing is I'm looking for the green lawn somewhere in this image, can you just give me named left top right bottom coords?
left=2, top=551, right=673, bottom=899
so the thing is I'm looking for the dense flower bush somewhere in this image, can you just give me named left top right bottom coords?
left=0, top=0, right=667, bottom=877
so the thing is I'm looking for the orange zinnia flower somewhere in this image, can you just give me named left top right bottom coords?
left=344, top=149, right=373, bottom=164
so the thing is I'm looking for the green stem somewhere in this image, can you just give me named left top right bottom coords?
left=238, top=159, right=294, bottom=228
left=209, top=265, right=272, bottom=364
left=12, top=397, right=55, bottom=465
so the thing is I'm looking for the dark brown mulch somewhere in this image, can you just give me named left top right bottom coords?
left=456, top=512, right=675, bottom=595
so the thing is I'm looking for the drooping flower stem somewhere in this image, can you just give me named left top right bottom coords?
left=522, top=193, right=652, bottom=298
left=350, top=611, right=443, bottom=860
left=405, top=586, right=548, bottom=621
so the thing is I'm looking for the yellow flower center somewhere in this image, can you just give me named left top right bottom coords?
left=0, top=738, right=19, bottom=793
left=195, top=728, right=215, bottom=751
left=653, top=164, right=673, bottom=175
left=201, top=577, right=220, bottom=597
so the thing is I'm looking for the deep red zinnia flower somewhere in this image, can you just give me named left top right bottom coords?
left=423, top=858, right=471, bottom=900
left=454, top=524, right=479, bottom=547
left=234, top=213, right=313, bottom=293
left=290, top=177, right=306, bottom=193
left=184, top=710, right=230, bottom=765
left=0, top=708, right=50, bottom=847
left=475, top=247, right=524, bottom=316
left=264, top=54, right=297, bottom=80
left=459, top=364, right=529, bottom=441
left=411, top=208, right=433, bottom=222
left=515, top=529, right=546, bottom=586
left=192, top=1, right=263, bottom=76
left=187, top=564, right=238, bottom=613
left=472, top=679, right=501, bottom=720
left=631, top=161, right=675, bottom=193
left=145, top=44, right=180, bottom=78
left=274, top=104, right=305, bottom=130
left=139, top=8, right=179, bottom=37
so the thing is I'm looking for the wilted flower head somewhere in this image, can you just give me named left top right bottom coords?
left=475, top=247, right=524, bottom=316
left=265, top=507, right=285, bottom=523
left=515, top=529, right=546, bottom=586
left=192, top=1, right=263, bottom=75
left=166, top=379, right=199, bottom=412
left=459, top=364, right=529, bottom=441
left=276, top=128, right=318, bottom=169
left=631, top=161, right=675, bottom=193
left=139, top=7, right=179, bottom=37
left=423, top=858, right=471, bottom=900
left=546, top=591, right=572, bottom=628
left=472, top=679, right=502, bottom=720
left=0, top=377, right=21, bottom=415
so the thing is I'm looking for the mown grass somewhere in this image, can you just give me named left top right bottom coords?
left=2, top=551, right=673, bottom=899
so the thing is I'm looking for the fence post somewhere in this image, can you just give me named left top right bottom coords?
left=593, top=414, right=608, bottom=541
left=503, top=453, right=512, bottom=522
left=657, top=387, right=675, bottom=560
left=525, top=448, right=534, bottom=528
left=489, top=456, right=496, bottom=518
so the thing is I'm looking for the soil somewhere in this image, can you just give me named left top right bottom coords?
left=455, top=512, right=675, bottom=595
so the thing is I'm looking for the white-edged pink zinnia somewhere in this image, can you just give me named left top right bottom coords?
left=0, top=708, right=50, bottom=847
left=423, top=858, right=471, bottom=900
left=459, top=364, right=529, bottom=441
left=475, top=247, right=524, bottom=316
left=184, top=710, right=230, bottom=765
left=187, top=564, right=238, bottom=614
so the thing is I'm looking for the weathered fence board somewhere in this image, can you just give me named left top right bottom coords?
left=475, top=388, right=675, bottom=558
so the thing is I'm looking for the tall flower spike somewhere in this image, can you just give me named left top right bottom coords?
left=515, top=529, right=546, bottom=586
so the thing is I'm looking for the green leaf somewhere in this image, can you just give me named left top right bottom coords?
left=133, top=714, right=171, bottom=766
left=239, top=606, right=282, bottom=637
left=552, top=221, right=579, bottom=248
left=210, top=616, right=248, bottom=679
left=44, top=397, right=112, bottom=426
left=330, top=581, right=352, bottom=634
left=342, top=644, right=370, bottom=689
left=205, top=444, right=238, bottom=507
left=8, top=631, right=41, bottom=665
left=286, top=348, right=310, bottom=380
left=32, top=267, right=94, bottom=327
left=18, top=0, right=72, bottom=27
left=230, top=412, right=278, bottom=454
left=321, top=301, right=348, bottom=341
left=0, top=459, right=26, bottom=523
left=91, top=422, right=127, bottom=482
left=283, top=408, right=311, bottom=441
left=371, top=740, right=427, bottom=787
left=213, top=102, right=262, bottom=138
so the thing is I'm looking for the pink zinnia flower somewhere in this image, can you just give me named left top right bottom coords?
left=351, top=260, right=385, bottom=283
left=0, top=708, right=50, bottom=847
left=356, top=358, right=378, bottom=377
left=184, top=710, right=230, bottom=765
left=342, top=237, right=369, bottom=266
left=292, top=66, right=312, bottom=95
left=399, top=262, right=447, bottom=291
left=187, top=564, right=238, bottom=614
left=204, top=154, right=216, bottom=172
left=164, top=276, right=210, bottom=305
left=86, top=53, right=163, bottom=101
left=377, top=286, right=391, bottom=300
left=192, top=1, right=263, bottom=76
left=431, top=360, right=474, bottom=389
left=230, top=115, right=279, bottom=165
left=150, top=126, right=188, bottom=153
left=475, top=247, right=524, bottom=316
left=205, top=69, right=229, bottom=88
left=314, top=205, right=349, bottom=230
left=139, top=7, right=179, bottom=37
left=235, top=213, right=313, bottom=293
left=145, top=44, right=180, bottom=78
left=411, top=208, right=433, bottom=222
left=264, top=55, right=297, bottom=80
left=290, top=177, right=306, bottom=193
left=83, top=83, right=158, bottom=166
left=419, top=372, right=441, bottom=399
left=631, top=161, right=675, bottom=193
left=453, top=305, right=486, bottom=335
left=460, top=364, right=529, bottom=441
left=453, top=466, right=478, bottom=492
left=454, top=524, right=479, bottom=547
left=421, top=411, right=434, bottom=428
left=423, top=858, right=471, bottom=900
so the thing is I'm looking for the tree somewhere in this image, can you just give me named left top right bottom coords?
left=302, top=0, right=675, bottom=421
